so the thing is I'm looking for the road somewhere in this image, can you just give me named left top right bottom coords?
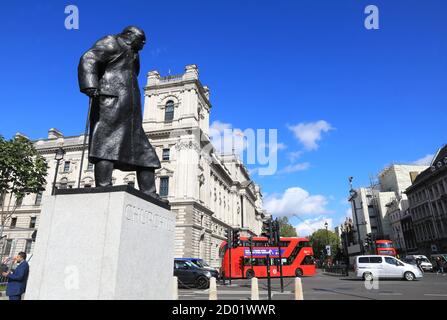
left=179, top=270, right=447, bottom=300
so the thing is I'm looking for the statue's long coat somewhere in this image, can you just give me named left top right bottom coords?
left=78, top=35, right=160, bottom=171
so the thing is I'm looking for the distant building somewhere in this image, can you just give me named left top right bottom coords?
left=0, top=65, right=264, bottom=268
left=405, top=145, right=447, bottom=256
left=379, top=165, right=428, bottom=254
left=348, top=164, right=428, bottom=255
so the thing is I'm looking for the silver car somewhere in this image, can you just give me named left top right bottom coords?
left=355, top=255, right=423, bottom=281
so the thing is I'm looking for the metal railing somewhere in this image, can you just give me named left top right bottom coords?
left=323, top=265, right=350, bottom=276
left=0, top=275, right=7, bottom=287
left=1, top=257, right=13, bottom=288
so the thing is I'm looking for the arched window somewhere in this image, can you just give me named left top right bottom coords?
left=164, top=100, right=174, bottom=121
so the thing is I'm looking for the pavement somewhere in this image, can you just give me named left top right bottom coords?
left=1, top=271, right=446, bottom=300
left=179, top=270, right=447, bottom=300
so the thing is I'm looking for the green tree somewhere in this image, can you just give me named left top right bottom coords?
left=277, top=216, right=298, bottom=237
left=0, top=135, right=48, bottom=257
left=309, top=228, right=340, bottom=260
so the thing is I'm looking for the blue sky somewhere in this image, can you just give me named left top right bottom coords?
left=1, top=0, right=446, bottom=235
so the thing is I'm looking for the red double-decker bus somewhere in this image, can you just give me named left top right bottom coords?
left=219, top=236, right=316, bottom=279
left=375, top=240, right=397, bottom=256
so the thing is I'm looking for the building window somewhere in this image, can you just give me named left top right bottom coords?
left=25, top=240, right=32, bottom=254
left=35, top=191, right=43, bottom=205
left=165, top=101, right=174, bottom=121
left=162, top=148, right=170, bottom=161
left=16, top=196, right=23, bottom=207
left=160, top=177, right=169, bottom=198
left=29, top=217, right=37, bottom=229
left=63, top=161, right=70, bottom=172
left=4, top=239, right=13, bottom=256
left=10, top=217, right=17, bottom=229
left=84, top=184, right=92, bottom=188
left=87, top=162, right=94, bottom=171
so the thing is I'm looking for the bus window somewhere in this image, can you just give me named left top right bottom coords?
left=299, top=241, right=310, bottom=247
left=273, top=258, right=287, bottom=266
left=301, top=255, right=315, bottom=265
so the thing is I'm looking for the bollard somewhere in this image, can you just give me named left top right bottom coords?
left=209, top=277, right=218, bottom=300
left=172, top=276, right=178, bottom=300
left=251, top=277, right=259, bottom=300
left=294, top=277, right=304, bottom=300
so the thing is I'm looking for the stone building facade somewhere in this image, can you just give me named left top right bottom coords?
left=1, top=65, right=264, bottom=268
left=406, top=145, right=447, bottom=256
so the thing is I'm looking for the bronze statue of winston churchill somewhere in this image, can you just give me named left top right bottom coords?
left=78, top=26, right=164, bottom=201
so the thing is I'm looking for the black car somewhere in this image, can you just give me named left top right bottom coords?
left=174, top=259, right=211, bottom=289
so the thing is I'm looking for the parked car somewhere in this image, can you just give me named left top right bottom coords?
left=354, top=255, right=423, bottom=281
left=176, top=257, right=220, bottom=279
left=403, top=255, right=433, bottom=272
left=173, top=259, right=212, bottom=289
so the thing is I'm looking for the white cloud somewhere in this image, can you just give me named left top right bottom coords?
left=346, top=208, right=352, bottom=217
left=263, top=187, right=330, bottom=217
left=410, top=154, right=434, bottom=166
left=287, top=151, right=303, bottom=163
left=258, top=141, right=287, bottom=155
left=209, top=121, right=246, bottom=155
left=294, top=216, right=333, bottom=237
left=288, top=120, right=333, bottom=150
left=277, top=162, right=310, bottom=174
left=272, top=142, right=288, bottom=153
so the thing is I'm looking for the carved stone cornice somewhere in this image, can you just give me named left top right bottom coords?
left=175, top=140, right=201, bottom=152
left=144, top=79, right=212, bottom=109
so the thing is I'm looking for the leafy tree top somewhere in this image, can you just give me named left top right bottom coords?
left=276, top=216, right=298, bottom=237
left=309, top=228, right=340, bottom=258
left=0, top=135, right=49, bottom=200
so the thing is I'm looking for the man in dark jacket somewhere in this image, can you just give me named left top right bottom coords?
left=1, top=252, right=29, bottom=300
left=78, top=26, right=164, bottom=200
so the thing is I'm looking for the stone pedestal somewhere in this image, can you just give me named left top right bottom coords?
left=25, top=186, right=175, bottom=300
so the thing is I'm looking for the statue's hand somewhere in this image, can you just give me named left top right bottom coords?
left=84, top=88, right=99, bottom=98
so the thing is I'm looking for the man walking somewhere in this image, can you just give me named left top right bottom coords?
left=436, top=256, right=444, bottom=274
left=1, top=252, right=29, bottom=300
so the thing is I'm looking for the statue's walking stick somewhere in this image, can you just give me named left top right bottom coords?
left=77, top=96, right=93, bottom=188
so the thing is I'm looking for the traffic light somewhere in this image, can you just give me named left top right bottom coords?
left=232, top=229, right=241, bottom=248
left=273, top=219, right=281, bottom=245
left=365, top=233, right=372, bottom=247
left=225, top=228, right=233, bottom=248
left=261, top=218, right=273, bottom=244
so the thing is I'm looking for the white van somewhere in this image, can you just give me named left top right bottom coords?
left=355, top=255, right=423, bottom=281
left=403, top=255, right=433, bottom=272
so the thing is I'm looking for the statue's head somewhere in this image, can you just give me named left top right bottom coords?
left=120, top=26, right=146, bottom=51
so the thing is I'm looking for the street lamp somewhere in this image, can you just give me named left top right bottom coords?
left=324, top=221, right=330, bottom=261
left=51, top=147, right=66, bottom=195
left=348, top=177, right=364, bottom=254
